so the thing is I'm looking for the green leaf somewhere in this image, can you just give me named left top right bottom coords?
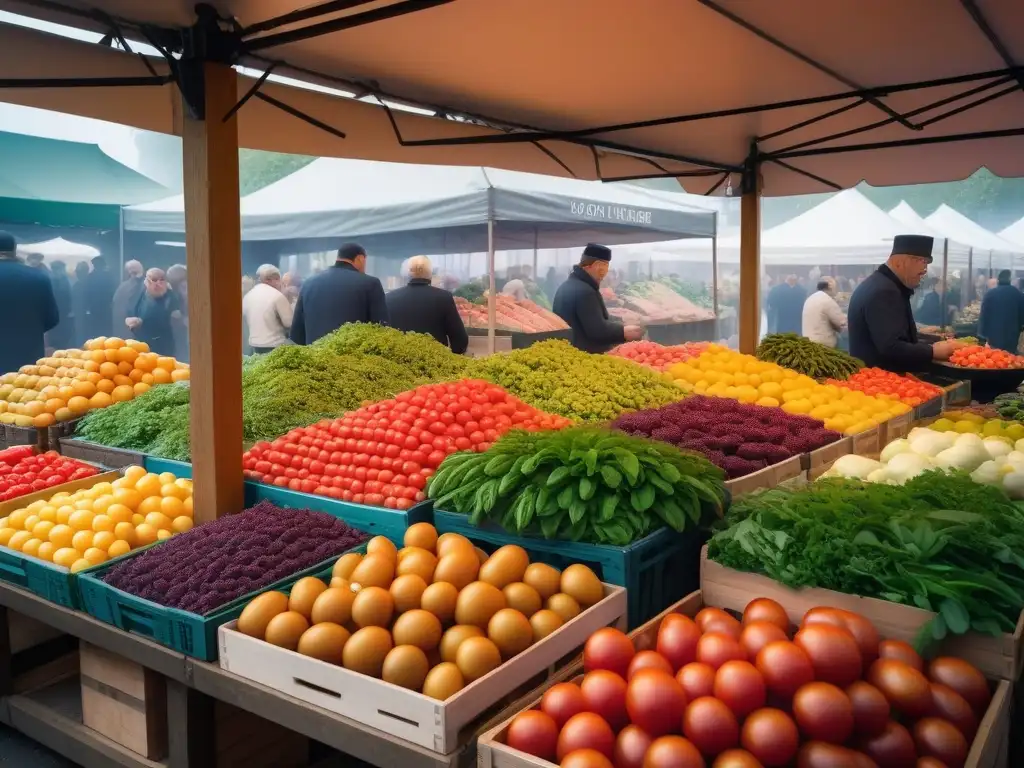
left=515, top=488, right=536, bottom=531
left=600, top=465, right=623, bottom=489
left=613, top=450, right=641, bottom=484
left=579, top=476, right=596, bottom=501
left=584, top=449, right=599, bottom=475
left=930, top=613, right=949, bottom=641
left=939, top=598, right=971, bottom=635
left=569, top=498, right=586, bottom=525
left=647, top=473, right=674, bottom=495
left=540, top=512, right=562, bottom=539
left=630, top=483, right=656, bottom=513
left=655, top=499, right=686, bottom=531
left=600, top=494, right=619, bottom=522
left=547, top=466, right=571, bottom=487
left=655, top=462, right=681, bottom=484
left=558, top=484, right=576, bottom=510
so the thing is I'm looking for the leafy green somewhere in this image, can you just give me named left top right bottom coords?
left=313, top=323, right=469, bottom=381
left=708, top=471, right=1024, bottom=647
left=76, top=382, right=192, bottom=461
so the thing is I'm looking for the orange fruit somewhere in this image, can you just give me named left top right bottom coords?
left=103, top=349, right=120, bottom=363
left=116, top=361, right=133, bottom=376
left=95, top=379, right=115, bottom=394
left=98, top=362, right=119, bottom=378
left=112, top=375, right=133, bottom=387
left=112, top=488, right=143, bottom=509
left=135, top=354, right=157, bottom=372
left=129, top=369, right=145, bottom=383
left=145, top=512, right=173, bottom=531
left=171, top=516, right=193, bottom=534
left=104, top=337, right=125, bottom=350
left=182, top=497, right=193, bottom=516
left=116, top=347, right=138, bottom=364
left=66, top=396, right=90, bottom=415
left=161, top=482, right=190, bottom=500
left=133, top=382, right=151, bottom=396
left=141, top=373, right=155, bottom=385
left=71, top=379, right=96, bottom=398
left=159, top=497, right=184, bottom=518
left=108, top=539, right=131, bottom=558
left=137, top=496, right=163, bottom=516
left=89, top=392, right=113, bottom=409
left=131, top=514, right=145, bottom=526
left=156, top=357, right=176, bottom=372
left=32, top=413, right=55, bottom=428
left=171, top=368, right=190, bottom=382
left=111, top=385, right=134, bottom=403
left=134, top=524, right=158, bottom=546
left=82, top=360, right=100, bottom=373
left=72, top=530, right=94, bottom=552
left=127, top=340, right=150, bottom=353
left=44, top=398, right=65, bottom=413
left=83, top=547, right=107, bottom=565
left=151, top=368, right=172, bottom=385
left=85, top=372, right=102, bottom=385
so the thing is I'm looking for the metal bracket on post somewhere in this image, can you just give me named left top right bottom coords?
left=741, top=142, right=761, bottom=196
left=175, top=3, right=242, bottom=120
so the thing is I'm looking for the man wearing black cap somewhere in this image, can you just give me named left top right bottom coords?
left=0, top=231, right=59, bottom=374
left=291, top=243, right=389, bottom=344
left=553, top=244, right=643, bottom=354
left=848, top=235, right=962, bottom=372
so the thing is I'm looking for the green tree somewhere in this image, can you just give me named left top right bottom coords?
left=237, top=149, right=315, bottom=195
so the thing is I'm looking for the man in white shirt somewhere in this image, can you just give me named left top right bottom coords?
left=802, top=277, right=847, bottom=348
left=243, top=264, right=294, bottom=353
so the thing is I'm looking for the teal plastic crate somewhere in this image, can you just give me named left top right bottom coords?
left=143, top=456, right=193, bottom=478
left=77, top=542, right=366, bottom=661
left=433, top=510, right=708, bottom=629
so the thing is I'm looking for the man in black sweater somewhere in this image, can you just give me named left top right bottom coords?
left=386, top=256, right=468, bottom=353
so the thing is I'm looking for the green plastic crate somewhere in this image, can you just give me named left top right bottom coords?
left=433, top=510, right=708, bottom=629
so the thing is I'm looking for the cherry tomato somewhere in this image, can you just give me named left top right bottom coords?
left=712, top=750, right=764, bottom=768
left=541, top=682, right=587, bottom=728
left=755, top=641, right=814, bottom=700
left=676, top=662, right=716, bottom=701
left=867, top=659, right=932, bottom=719
left=795, top=742, right=875, bottom=768
left=741, top=708, right=799, bottom=767
left=583, top=628, right=635, bottom=679
left=791, top=682, right=854, bottom=744
left=613, top=726, right=652, bottom=768
left=739, top=621, right=787, bottom=660
left=642, top=736, right=704, bottom=768
left=626, top=669, right=687, bottom=738
left=556, top=713, right=614, bottom=761
left=927, top=657, right=990, bottom=716
left=627, top=650, right=674, bottom=680
left=683, top=696, right=739, bottom=757
left=877, top=640, right=923, bottom=671
left=580, top=671, right=629, bottom=731
left=794, top=624, right=862, bottom=688
left=714, top=661, right=765, bottom=719
left=695, top=607, right=734, bottom=633
left=561, top=749, right=613, bottom=768
left=743, top=598, right=790, bottom=633
left=856, top=721, right=916, bottom=768
left=696, top=633, right=745, bottom=670
left=845, top=680, right=890, bottom=738
left=929, top=683, right=978, bottom=740
left=656, top=614, right=701, bottom=671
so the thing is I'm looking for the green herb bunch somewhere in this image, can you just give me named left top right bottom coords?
left=708, top=471, right=1024, bottom=646
left=994, top=391, right=1024, bottom=421
left=428, top=426, right=726, bottom=546
left=76, top=382, right=192, bottom=461
left=756, top=333, right=863, bottom=379
left=313, top=323, right=469, bottom=381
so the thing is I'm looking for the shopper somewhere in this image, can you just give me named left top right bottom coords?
left=0, top=231, right=59, bottom=374
left=84, top=255, right=116, bottom=338
left=386, top=256, right=468, bottom=353
left=553, top=244, right=643, bottom=353
left=979, top=269, right=1024, bottom=353
left=113, top=259, right=145, bottom=336
left=71, top=261, right=91, bottom=346
left=126, top=268, right=182, bottom=356
left=47, top=260, right=74, bottom=349
left=801, top=278, right=847, bottom=348
left=290, top=243, right=388, bottom=345
left=167, top=264, right=189, bottom=362
left=766, top=274, right=806, bottom=335
left=243, top=264, right=294, bottom=353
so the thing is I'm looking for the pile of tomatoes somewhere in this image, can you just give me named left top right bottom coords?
left=827, top=368, right=942, bottom=407
left=949, top=345, right=1024, bottom=370
left=503, top=597, right=990, bottom=768
left=242, top=379, right=571, bottom=509
left=609, top=342, right=710, bottom=373
left=0, top=447, right=99, bottom=502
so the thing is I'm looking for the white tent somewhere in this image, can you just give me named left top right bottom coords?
left=889, top=201, right=973, bottom=271
left=16, top=236, right=99, bottom=259
left=999, top=217, right=1024, bottom=250
left=925, top=205, right=1021, bottom=254
left=888, top=202, right=946, bottom=240
left=124, top=158, right=717, bottom=257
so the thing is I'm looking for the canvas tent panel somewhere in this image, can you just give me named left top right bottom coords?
left=925, top=204, right=1022, bottom=253
left=1000, top=218, right=1024, bottom=249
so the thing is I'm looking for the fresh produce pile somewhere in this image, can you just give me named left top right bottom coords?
left=104, top=500, right=368, bottom=615
left=0, top=336, right=187, bottom=427
left=469, top=340, right=684, bottom=422
left=244, top=379, right=571, bottom=508
left=455, top=295, right=569, bottom=333
left=948, top=344, right=1024, bottom=369
left=927, top=409, right=1024, bottom=439
left=428, top=427, right=725, bottom=546
left=613, top=397, right=841, bottom=480
left=994, top=390, right=1024, bottom=420
left=75, top=383, right=192, bottom=462
left=709, top=471, right=1024, bottom=640
left=502, top=598, right=992, bottom=768
left=0, top=465, right=193, bottom=572
left=607, top=341, right=709, bottom=372
left=656, top=276, right=713, bottom=310
left=955, top=301, right=980, bottom=325
left=755, top=333, right=862, bottom=380
left=0, top=447, right=99, bottom=502
left=668, top=346, right=908, bottom=436
left=612, top=282, right=715, bottom=323
left=236, top=523, right=608, bottom=700
left=827, top=367, right=943, bottom=407
left=312, top=323, right=469, bottom=381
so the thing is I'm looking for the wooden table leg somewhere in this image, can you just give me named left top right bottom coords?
left=167, top=678, right=216, bottom=768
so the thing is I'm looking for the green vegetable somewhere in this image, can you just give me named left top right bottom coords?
left=76, top=382, right=192, bottom=461
left=314, top=323, right=469, bottom=381
left=994, top=391, right=1024, bottom=421
left=756, top=333, right=863, bottom=380
left=708, top=471, right=1024, bottom=647
left=429, top=426, right=726, bottom=545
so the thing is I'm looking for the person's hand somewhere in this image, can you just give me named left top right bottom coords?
left=932, top=339, right=963, bottom=360
left=624, top=325, right=645, bottom=341
left=126, top=317, right=142, bottom=330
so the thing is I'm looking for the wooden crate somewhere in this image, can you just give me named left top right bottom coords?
left=801, top=436, right=852, bottom=473
left=79, top=641, right=168, bottom=760
left=851, top=424, right=881, bottom=454
left=215, top=700, right=308, bottom=768
left=218, top=584, right=627, bottom=753
left=879, top=410, right=914, bottom=444
left=724, top=454, right=804, bottom=496
left=701, top=548, right=1023, bottom=681
left=478, top=588, right=1013, bottom=768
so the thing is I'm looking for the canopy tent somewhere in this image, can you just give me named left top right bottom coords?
left=123, top=157, right=717, bottom=256
left=1000, top=217, right=1024, bottom=250
left=889, top=201, right=973, bottom=270
left=16, top=236, right=99, bottom=258
left=925, top=204, right=1022, bottom=255
left=888, top=202, right=947, bottom=241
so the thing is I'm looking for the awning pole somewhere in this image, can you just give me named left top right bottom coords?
left=487, top=215, right=496, bottom=354
left=182, top=62, right=244, bottom=522
left=711, top=211, right=720, bottom=319
left=966, top=247, right=974, bottom=305
left=532, top=228, right=538, bottom=283
left=738, top=151, right=761, bottom=354
left=118, top=206, right=125, bottom=279
left=940, top=238, right=949, bottom=332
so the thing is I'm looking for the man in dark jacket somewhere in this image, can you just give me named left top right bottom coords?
left=553, top=244, right=643, bottom=353
left=291, top=243, right=389, bottom=345
left=126, top=268, right=181, bottom=356
left=766, top=275, right=806, bottom=335
left=386, top=256, right=468, bottom=353
left=48, top=260, right=74, bottom=349
left=0, top=232, right=58, bottom=374
left=979, top=270, right=1024, bottom=353
left=112, top=259, right=145, bottom=335
left=848, top=235, right=961, bottom=372
left=914, top=277, right=946, bottom=326
left=84, top=255, right=116, bottom=338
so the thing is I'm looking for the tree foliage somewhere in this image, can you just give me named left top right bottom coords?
left=238, top=149, right=315, bottom=196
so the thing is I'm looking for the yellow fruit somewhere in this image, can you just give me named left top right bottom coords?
left=68, top=510, right=95, bottom=531
left=53, top=548, right=80, bottom=568
left=70, top=559, right=92, bottom=573
left=106, top=504, right=133, bottom=524
left=92, top=531, right=116, bottom=551
left=123, top=465, right=147, bottom=483
left=156, top=529, right=172, bottom=541
left=145, top=512, right=173, bottom=531
left=36, top=542, right=55, bottom=562
left=48, top=524, right=76, bottom=548
left=113, top=522, right=137, bottom=544
left=71, top=529, right=94, bottom=552
left=92, top=514, right=115, bottom=533
left=112, top=488, right=143, bottom=510
left=171, top=516, right=193, bottom=534
left=134, top=524, right=158, bottom=545
left=954, top=421, right=980, bottom=434
left=23, top=515, right=40, bottom=532
left=0, top=528, right=15, bottom=546
left=108, top=539, right=131, bottom=558
left=21, top=538, right=42, bottom=558
left=134, top=474, right=162, bottom=498
left=83, top=547, right=107, bottom=565
left=159, top=496, right=184, bottom=518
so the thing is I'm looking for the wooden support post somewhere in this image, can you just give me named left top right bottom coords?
left=182, top=63, right=244, bottom=522
left=738, top=165, right=762, bottom=354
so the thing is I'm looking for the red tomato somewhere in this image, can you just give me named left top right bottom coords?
left=702, top=615, right=742, bottom=640
left=791, top=682, right=854, bottom=744
left=917, top=758, right=950, bottom=768
left=754, top=640, right=813, bottom=701
left=682, top=696, right=739, bottom=757
left=580, top=671, right=629, bottom=731
left=713, top=661, right=765, bottom=719
left=561, top=750, right=614, bottom=768
left=913, top=717, right=968, bottom=767
left=742, top=598, right=790, bottom=633
left=927, top=657, right=991, bottom=716
left=642, top=736, right=704, bottom=768
left=929, top=683, right=978, bottom=740
left=802, top=609, right=880, bottom=664
left=794, top=624, right=862, bottom=687
left=627, top=650, right=674, bottom=680
left=613, top=725, right=652, bottom=768
left=696, top=633, right=745, bottom=670
left=695, top=607, right=734, bottom=633
left=584, top=628, right=635, bottom=679
left=506, top=710, right=558, bottom=761
left=739, top=621, right=787, bottom=660
left=877, top=639, right=923, bottom=672
left=867, top=659, right=932, bottom=718
left=541, top=683, right=588, bottom=729
left=740, top=709, right=799, bottom=767
left=795, top=742, right=875, bottom=768
left=676, top=662, right=716, bottom=701
left=856, top=721, right=916, bottom=768
left=557, top=713, right=614, bottom=761
left=656, top=614, right=701, bottom=671
left=845, top=681, right=890, bottom=738
left=711, top=749, right=764, bottom=768
left=625, top=669, right=687, bottom=738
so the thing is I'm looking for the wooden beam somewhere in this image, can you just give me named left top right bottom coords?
left=182, top=63, right=244, bottom=522
left=738, top=171, right=762, bottom=354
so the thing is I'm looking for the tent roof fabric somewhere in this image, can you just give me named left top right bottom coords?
left=3, top=1, right=1024, bottom=195
left=1000, top=218, right=1024, bottom=249
left=124, top=157, right=717, bottom=253
left=16, top=236, right=99, bottom=257
left=925, top=204, right=1021, bottom=253
left=888, top=202, right=948, bottom=241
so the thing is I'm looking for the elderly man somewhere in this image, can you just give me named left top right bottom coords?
left=801, top=277, right=847, bottom=348
left=0, top=232, right=58, bottom=374
left=126, top=268, right=181, bottom=356
left=113, top=259, right=145, bottom=334
left=848, top=235, right=962, bottom=372
left=386, top=256, right=468, bottom=353
left=243, top=264, right=294, bottom=353
left=166, top=264, right=189, bottom=362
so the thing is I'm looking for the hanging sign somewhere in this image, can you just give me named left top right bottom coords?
left=570, top=200, right=653, bottom=225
